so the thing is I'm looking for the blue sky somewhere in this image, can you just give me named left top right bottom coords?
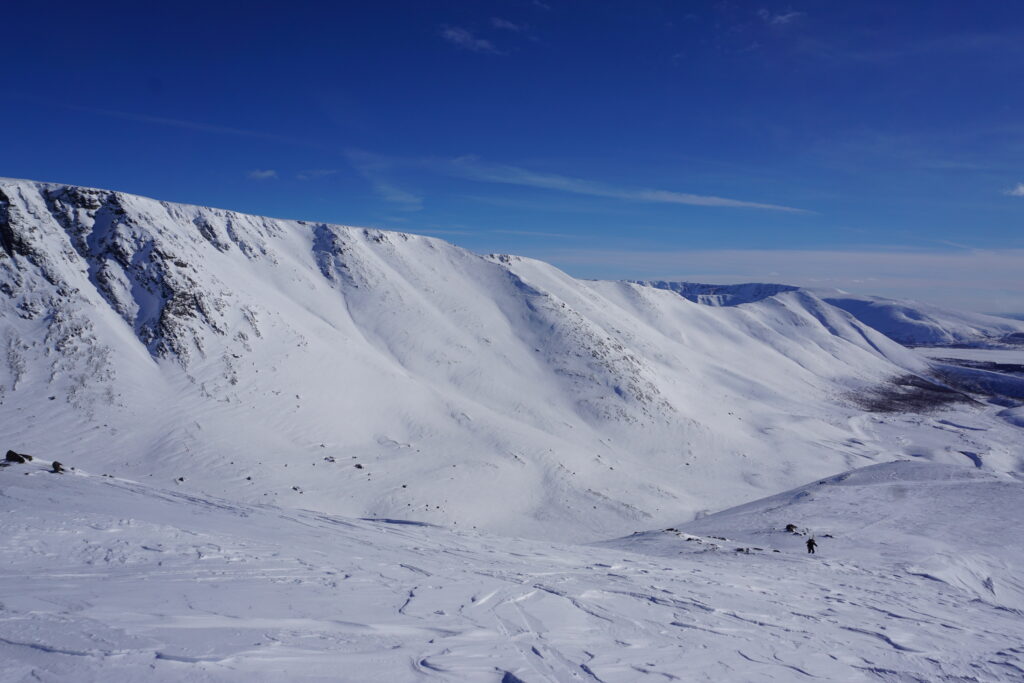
left=3, top=1, right=1023, bottom=312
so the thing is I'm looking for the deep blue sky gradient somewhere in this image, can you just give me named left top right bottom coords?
left=3, top=1, right=1022, bottom=311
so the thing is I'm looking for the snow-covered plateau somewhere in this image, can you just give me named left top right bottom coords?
left=1, top=179, right=1022, bottom=681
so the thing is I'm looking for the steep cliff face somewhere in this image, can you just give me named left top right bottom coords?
left=2, top=178, right=1017, bottom=540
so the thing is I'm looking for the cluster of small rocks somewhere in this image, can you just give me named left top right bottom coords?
left=4, top=449, right=64, bottom=473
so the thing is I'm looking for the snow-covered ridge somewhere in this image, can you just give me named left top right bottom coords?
left=817, top=289, right=1024, bottom=346
left=634, top=280, right=1024, bottom=346
left=2, top=178, right=1021, bottom=541
left=630, top=280, right=799, bottom=307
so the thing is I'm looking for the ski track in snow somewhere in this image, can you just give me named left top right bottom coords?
left=2, top=462, right=1023, bottom=682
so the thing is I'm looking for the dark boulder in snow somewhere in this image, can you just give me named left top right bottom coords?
left=5, top=450, right=31, bottom=463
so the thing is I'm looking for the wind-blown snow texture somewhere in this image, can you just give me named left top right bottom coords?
left=2, top=178, right=1022, bottom=542
left=1, top=459, right=1022, bottom=681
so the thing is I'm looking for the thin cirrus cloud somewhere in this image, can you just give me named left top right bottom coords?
left=440, top=26, right=502, bottom=54
left=1005, top=182, right=1024, bottom=197
left=345, top=151, right=809, bottom=213
left=17, top=97, right=312, bottom=146
left=297, top=169, right=338, bottom=181
left=247, top=169, right=278, bottom=180
left=757, top=9, right=804, bottom=26
left=347, top=151, right=423, bottom=210
left=491, top=17, right=525, bottom=32
left=442, top=156, right=809, bottom=212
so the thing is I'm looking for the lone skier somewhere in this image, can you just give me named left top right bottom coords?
left=806, top=538, right=817, bottom=554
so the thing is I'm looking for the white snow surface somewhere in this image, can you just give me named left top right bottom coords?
left=3, top=178, right=1021, bottom=543
left=1, top=459, right=1022, bottom=682
left=633, top=281, right=1024, bottom=347
left=814, top=290, right=1024, bottom=346
left=3, top=179, right=1024, bottom=680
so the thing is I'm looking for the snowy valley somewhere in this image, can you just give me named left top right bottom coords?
left=2, top=179, right=1023, bottom=681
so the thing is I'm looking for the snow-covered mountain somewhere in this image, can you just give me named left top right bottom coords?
left=635, top=280, right=1024, bottom=346
left=629, top=281, right=799, bottom=307
left=817, top=290, right=1024, bottom=346
left=3, top=178, right=1024, bottom=681
left=2, top=179, right=1022, bottom=543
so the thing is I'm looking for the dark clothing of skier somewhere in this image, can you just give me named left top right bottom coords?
left=806, top=538, right=817, bottom=554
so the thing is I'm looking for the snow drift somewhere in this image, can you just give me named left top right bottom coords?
left=2, top=458, right=1022, bottom=681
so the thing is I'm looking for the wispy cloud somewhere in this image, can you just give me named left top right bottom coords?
left=443, top=156, right=809, bottom=212
left=247, top=169, right=278, bottom=180
left=492, top=17, right=525, bottom=32
left=440, top=26, right=502, bottom=54
left=462, top=194, right=633, bottom=214
left=800, top=30, right=1024, bottom=64
left=1005, top=182, right=1024, bottom=197
left=918, top=160, right=991, bottom=172
left=297, top=169, right=338, bottom=180
left=413, top=228, right=476, bottom=236
left=757, top=9, right=804, bottom=26
left=24, top=99, right=310, bottom=145
left=491, top=229, right=575, bottom=238
left=403, top=226, right=575, bottom=239
left=346, top=151, right=807, bottom=213
left=347, top=151, right=423, bottom=210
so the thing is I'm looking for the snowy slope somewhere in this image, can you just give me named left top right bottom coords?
left=2, top=179, right=1023, bottom=543
left=630, top=281, right=798, bottom=307
left=2, top=458, right=1022, bottom=682
left=608, top=460, right=1024, bottom=609
left=816, top=289, right=1024, bottom=346
left=634, top=280, right=1024, bottom=346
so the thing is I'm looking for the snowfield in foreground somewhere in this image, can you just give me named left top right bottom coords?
left=2, top=459, right=1022, bottom=682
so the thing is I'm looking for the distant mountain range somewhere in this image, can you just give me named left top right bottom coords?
left=633, top=281, right=1024, bottom=346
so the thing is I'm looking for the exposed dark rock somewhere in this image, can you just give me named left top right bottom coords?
left=852, top=374, right=976, bottom=413
left=932, top=358, right=1024, bottom=376
left=5, top=450, right=28, bottom=463
left=51, top=461, right=64, bottom=473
